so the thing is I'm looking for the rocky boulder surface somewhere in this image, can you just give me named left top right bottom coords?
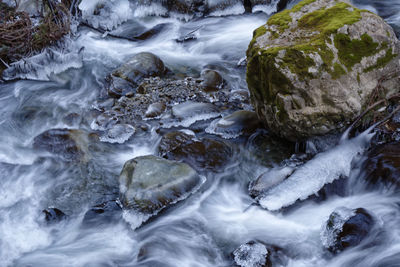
left=321, top=207, right=375, bottom=252
left=107, top=52, right=167, bottom=98
left=247, top=0, right=400, bottom=141
left=119, top=155, right=204, bottom=213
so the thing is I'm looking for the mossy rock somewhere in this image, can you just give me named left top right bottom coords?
left=247, top=0, right=400, bottom=141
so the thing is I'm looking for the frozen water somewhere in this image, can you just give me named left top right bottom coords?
left=233, top=242, right=269, bottom=267
left=258, top=129, right=375, bottom=211
left=320, top=207, right=356, bottom=250
left=79, top=0, right=132, bottom=30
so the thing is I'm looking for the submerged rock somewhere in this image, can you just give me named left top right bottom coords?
left=107, top=52, right=166, bottom=98
left=42, top=208, right=67, bottom=224
left=33, top=128, right=90, bottom=162
left=321, top=207, right=375, bottom=252
left=247, top=0, right=400, bottom=141
left=233, top=241, right=271, bottom=267
left=119, top=155, right=204, bottom=213
left=362, top=142, right=400, bottom=190
left=82, top=199, right=122, bottom=227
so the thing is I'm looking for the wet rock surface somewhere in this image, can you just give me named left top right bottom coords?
left=94, top=75, right=249, bottom=136
left=247, top=0, right=400, bottom=141
left=82, top=199, right=122, bottom=227
left=200, top=69, right=224, bottom=92
left=119, top=155, right=204, bottom=213
left=160, top=134, right=233, bottom=171
left=321, top=207, right=375, bottom=252
left=33, top=128, right=90, bottom=162
left=42, top=208, right=67, bottom=224
left=362, top=142, right=400, bottom=190
left=207, top=110, right=262, bottom=138
left=107, top=52, right=167, bottom=98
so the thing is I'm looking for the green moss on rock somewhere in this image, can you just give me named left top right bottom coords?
left=334, top=33, right=380, bottom=70
left=298, top=2, right=362, bottom=35
left=364, top=48, right=398, bottom=73
left=267, top=0, right=318, bottom=32
left=331, top=63, right=347, bottom=79
left=280, top=49, right=315, bottom=80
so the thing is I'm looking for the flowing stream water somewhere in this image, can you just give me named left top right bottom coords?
left=1, top=0, right=400, bottom=266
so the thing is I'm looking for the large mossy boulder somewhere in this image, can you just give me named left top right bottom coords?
left=247, top=0, right=400, bottom=141
left=119, top=155, right=204, bottom=213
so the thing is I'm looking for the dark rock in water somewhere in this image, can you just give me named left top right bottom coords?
left=82, top=200, right=122, bottom=227
left=249, top=166, right=294, bottom=198
left=362, top=142, right=400, bottom=190
left=162, top=136, right=233, bottom=171
left=119, top=155, right=204, bottom=213
left=107, top=75, right=137, bottom=98
left=200, top=69, right=224, bottom=92
left=43, top=208, right=67, bottom=224
left=276, top=0, right=290, bottom=12
left=158, top=131, right=195, bottom=156
left=107, top=52, right=166, bottom=98
left=233, top=241, right=271, bottom=267
left=321, top=207, right=375, bottom=252
left=144, top=102, right=166, bottom=118
left=207, top=110, right=262, bottom=139
left=246, top=130, right=294, bottom=167
left=62, top=113, right=81, bottom=126
left=33, top=128, right=89, bottom=162
left=135, top=23, right=170, bottom=40
left=175, top=32, right=197, bottom=43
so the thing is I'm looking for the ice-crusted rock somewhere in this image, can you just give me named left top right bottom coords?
left=249, top=166, right=294, bottom=198
left=171, top=101, right=220, bottom=127
left=247, top=0, right=400, bottom=141
left=119, top=155, right=205, bottom=213
left=132, top=0, right=279, bottom=18
left=258, top=128, right=373, bottom=211
left=206, top=110, right=262, bottom=139
left=2, top=46, right=83, bottom=81
left=99, top=124, right=135, bottom=144
left=233, top=241, right=271, bottom=267
left=79, top=0, right=132, bottom=31
left=321, top=207, right=374, bottom=252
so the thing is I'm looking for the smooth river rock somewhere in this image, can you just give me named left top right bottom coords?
left=119, top=155, right=204, bottom=213
left=107, top=52, right=166, bottom=98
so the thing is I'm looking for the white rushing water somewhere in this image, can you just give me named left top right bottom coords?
left=1, top=0, right=400, bottom=266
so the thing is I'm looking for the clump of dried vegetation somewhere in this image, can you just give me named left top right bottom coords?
left=0, top=0, right=73, bottom=74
